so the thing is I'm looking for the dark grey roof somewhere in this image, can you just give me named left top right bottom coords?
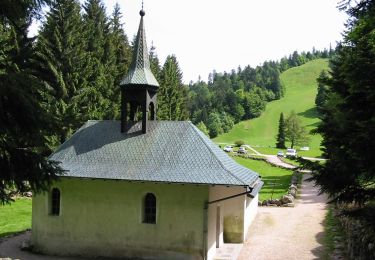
left=248, top=180, right=264, bottom=198
left=120, top=11, right=159, bottom=88
left=50, top=121, right=260, bottom=187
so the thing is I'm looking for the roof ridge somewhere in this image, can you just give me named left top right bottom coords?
left=188, top=122, right=248, bottom=186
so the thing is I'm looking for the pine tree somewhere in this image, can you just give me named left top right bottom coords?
left=310, top=0, right=375, bottom=205
left=35, top=0, right=87, bottom=143
left=276, top=112, right=286, bottom=149
left=158, top=55, right=189, bottom=120
left=315, top=70, right=329, bottom=111
left=105, top=3, right=132, bottom=119
left=149, top=43, right=162, bottom=82
left=0, top=1, right=63, bottom=203
left=81, top=0, right=112, bottom=119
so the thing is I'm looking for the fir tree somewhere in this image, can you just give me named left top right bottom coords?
left=158, top=55, right=189, bottom=120
left=0, top=1, right=63, bottom=203
left=276, top=112, right=286, bottom=149
left=315, top=70, right=329, bottom=111
left=35, top=0, right=87, bottom=143
left=310, top=0, right=375, bottom=205
left=81, top=0, right=112, bottom=119
left=106, top=3, right=132, bottom=119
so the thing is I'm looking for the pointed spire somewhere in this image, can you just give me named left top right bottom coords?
left=120, top=7, right=159, bottom=88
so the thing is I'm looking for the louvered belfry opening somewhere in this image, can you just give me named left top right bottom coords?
left=120, top=9, right=159, bottom=134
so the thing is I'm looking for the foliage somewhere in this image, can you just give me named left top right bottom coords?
left=0, top=0, right=63, bottom=203
left=276, top=112, right=286, bottom=149
left=322, top=207, right=346, bottom=259
left=158, top=55, right=189, bottom=120
left=196, top=121, right=209, bottom=137
left=308, top=0, right=375, bottom=205
left=284, top=111, right=310, bottom=148
left=315, top=70, right=330, bottom=111
left=206, top=112, right=223, bottom=138
left=35, top=0, right=88, bottom=144
left=0, top=198, right=31, bottom=237
left=234, top=140, right=245, bottom=147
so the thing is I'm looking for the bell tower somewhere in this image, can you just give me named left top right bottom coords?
left=120, top=7, right=159, bottom=134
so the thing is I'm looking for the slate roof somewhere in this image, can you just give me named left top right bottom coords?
left=120, top=11, right=159, bottom=88
left=50, top=120, right=260, bottom=188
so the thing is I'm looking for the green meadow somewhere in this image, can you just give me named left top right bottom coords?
left=214, top=59, right=329, bottom=158
left=0, top=198, right=32, bottom=237
left=233, top=157, right=294, bottom=201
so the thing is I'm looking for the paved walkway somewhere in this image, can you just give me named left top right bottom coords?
left=238, top=173, right=328, bottom=260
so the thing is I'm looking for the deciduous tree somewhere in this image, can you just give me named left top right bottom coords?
left=284, top=111, right=309, bottom=148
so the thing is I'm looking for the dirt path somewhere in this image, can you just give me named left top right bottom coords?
left=238, top=173, right=328, bottom=260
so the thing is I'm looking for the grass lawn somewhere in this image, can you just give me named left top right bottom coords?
left=233, top=156, right=294, bottom=201
left=0, top=198, right=32, bottom=237
left=322, top=207, right=346, bottom=259
left=214, top=59, right=328, bottom=158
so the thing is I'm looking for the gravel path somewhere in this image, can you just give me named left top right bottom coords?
left=238, top=173, right=328, bottom=260
left=264, top=155, right=296, bottom=169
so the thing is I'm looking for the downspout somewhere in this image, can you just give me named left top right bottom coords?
left=203, top=201, right=208, bottom=260
left=203, top=188, right=253, bottom=260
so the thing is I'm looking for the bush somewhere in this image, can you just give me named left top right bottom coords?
left=234, top=140, right=245, bottom=147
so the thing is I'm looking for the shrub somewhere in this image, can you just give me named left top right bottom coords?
left=234, top=140, right=245, bottom=147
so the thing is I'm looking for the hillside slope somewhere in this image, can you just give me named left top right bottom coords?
left=214, top=59, right=329, bottom=157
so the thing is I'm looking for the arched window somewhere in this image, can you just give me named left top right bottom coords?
left=143, top=193, right=156, bottom=224
left=51, top=188, right=60, bottom=216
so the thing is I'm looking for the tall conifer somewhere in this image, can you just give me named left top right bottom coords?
left=158, top=55, right=189, bottom=120
left=276, top=112, right=286, bottom=149
left=0, top=1, right=63, bottom=203
left=36, top=0, right=87, bottom=143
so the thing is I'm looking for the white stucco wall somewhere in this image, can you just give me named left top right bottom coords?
left=32, top=178, right=209, bottom=260
left=244, top=193, right=258, bottom=240
left=206, top=186, right=246, bottom=260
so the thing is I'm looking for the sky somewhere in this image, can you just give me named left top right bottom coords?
left=31, top=0, right=348, bottom=83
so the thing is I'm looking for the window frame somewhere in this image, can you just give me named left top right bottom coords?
left=143, top=193, right=156, bottom=224
left=50, top=188, right=61, bottom=216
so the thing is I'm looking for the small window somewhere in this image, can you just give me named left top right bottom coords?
left=51, top=188, right=60, bottom=216
left=143, top=193, right=156, bottom=224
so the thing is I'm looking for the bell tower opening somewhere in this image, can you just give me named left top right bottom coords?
left=120, top=7, right=159, bottom=134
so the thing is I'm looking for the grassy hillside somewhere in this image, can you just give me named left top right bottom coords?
left=214, top=59, right=329, bottom=157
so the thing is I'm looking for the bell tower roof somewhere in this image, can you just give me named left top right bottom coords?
left=120, top=8, right=159, bottom=88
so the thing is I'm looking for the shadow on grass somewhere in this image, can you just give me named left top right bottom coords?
left=0, top=230, right=29, bottom=238
left=298, top=107, right=319, bottom=119
left=307, top=121, right=320, bottom=128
